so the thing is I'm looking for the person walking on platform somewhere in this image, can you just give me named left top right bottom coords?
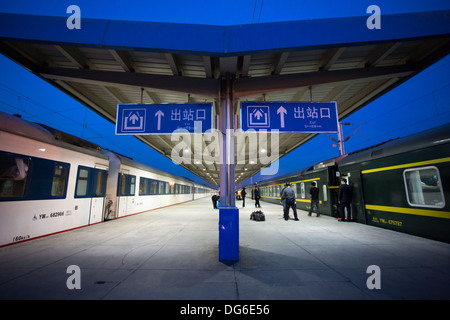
left=241, top=187, right=247, bottom=208
left=254, top=186, right=261, bottom=208
left=338, top=178, right=353, bottom=221
left=281, top=183, right=299, bottom=221
left=308, top=181, right=320, bottom=217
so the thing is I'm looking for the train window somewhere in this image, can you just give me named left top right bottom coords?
left=291, top=183, right=296, bottom=195
left=119, top=174, right=127, bottom=196
left=139, top=177, right=149, bottom=195
left=403, top=166, right=445, bottom=209
left=51, top=164, right=69, bottom=197
left=76, top=168, right=90, bottom=197
left=159, top=181, right=166, bottom=194
left=117, top=173, right=136, bottom=196
left=322, top=184, right=328, bottom=202
left=300, top=183, right=305, bottom=199
left=93, top=170, right=106, bottom=197
left=0, top=152, right=72, bottom=201
left=150, top=180, right=158, bottom=195
left=129, top=176, right=136, bottom=196
left=0, top=153, right=30, bottom=198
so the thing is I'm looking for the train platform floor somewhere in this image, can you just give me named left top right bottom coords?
left=0, top=197, right=449, bottom=300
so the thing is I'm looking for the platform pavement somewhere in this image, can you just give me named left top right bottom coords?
left=0, top=197, right=449, bottom=300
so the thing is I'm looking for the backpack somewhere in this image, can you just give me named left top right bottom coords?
left=250, top=210, right=265, bottom=221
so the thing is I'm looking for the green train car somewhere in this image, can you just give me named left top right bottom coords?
left=254, top=124, right=450, bottom=243
left=338, top=124, right=450, bottom=243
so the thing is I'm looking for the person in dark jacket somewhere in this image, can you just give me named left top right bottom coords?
left=254, top=186, right=261, bottom=208
left=241, top=187, right=247, bottom=208
left=338, top=178, right=353, bottom=221
left=281, top=183, right=299, bottom=221
left=211, top=194, right=219, bottom=209
left=308, top=181, right=320, bottom=217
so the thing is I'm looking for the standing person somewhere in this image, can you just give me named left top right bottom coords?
left=280, top=183, right=288, bottom=214
left=241, top=187, right=247, bottom=208
left=308, top=181, right=320, bottom=217
left=254, top=186, right=261, bottom=208
left=211, top=194, right=218, bottom=209
left=281, top=183, right=299, bottom=221
left=338, top=178, right=353, bottom=222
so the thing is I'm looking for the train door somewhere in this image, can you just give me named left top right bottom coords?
left=339, top=171, right=366, bottom=223
left=117, top=169, right=130, bottom=217
left=336, top=172, right=352, bottom=219
left=89, top=164, right=108, bottom=224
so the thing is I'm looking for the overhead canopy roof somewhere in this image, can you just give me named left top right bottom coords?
left=1, top=10, right=449, bottom=185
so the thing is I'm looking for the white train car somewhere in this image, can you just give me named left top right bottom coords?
left=0, top=111, right=109, bottom=247
left=0, top=111, right=213, bottom=247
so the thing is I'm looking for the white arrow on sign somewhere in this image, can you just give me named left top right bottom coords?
left=254, top=109, right=263, bottom=120
left=155, top=110, right=164, bottom=131
left=129, top=112, right=139, bottom=124
left=277, top=106, right=287, bottom=128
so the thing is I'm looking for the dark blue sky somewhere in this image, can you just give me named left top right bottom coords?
left=0, top=1, right=449, bottom=186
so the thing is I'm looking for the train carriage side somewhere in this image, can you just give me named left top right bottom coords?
left=338, top=124, right=450, bottom=243
left=0, top=112, right=110, bottom=247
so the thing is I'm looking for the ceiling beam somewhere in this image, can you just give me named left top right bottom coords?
left=318, top=47, right=345, bottom=71
left=291, top=87, right=309, bottom=101
left=272, top=52, right=289, bottom=75
left=234, top=64, right=415, bottom=97
left=102, top=86, right=130, bottom=104
left=203, top=56, right=213, bottom=78
left=54, top=45, right=89, bottom=69
left=39, top=66, right=220, bottom=97
left=165, top=53, right=182, bottom=76
left=109, top=49, right=134, bottom=72
left=144, top=89, right=161, bottom=104
left=241, top=55, right=251, bottom=77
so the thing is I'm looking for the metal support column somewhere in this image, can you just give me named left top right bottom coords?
left=338, top=121, right=345, bottom=156
left=218, top=74, right=239, bottom=262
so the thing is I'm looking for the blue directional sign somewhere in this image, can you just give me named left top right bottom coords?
left=240, top=102, right=339, bottom=133
left=116, top=103, right=213, bottom=135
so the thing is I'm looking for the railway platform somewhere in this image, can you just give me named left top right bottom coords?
left=0, top=197, right=449, bottom=301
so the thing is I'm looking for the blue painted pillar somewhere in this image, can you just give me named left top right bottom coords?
left=218, top=75, right=239, bottom=262
left=219, top=207, right=239, bottom=262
